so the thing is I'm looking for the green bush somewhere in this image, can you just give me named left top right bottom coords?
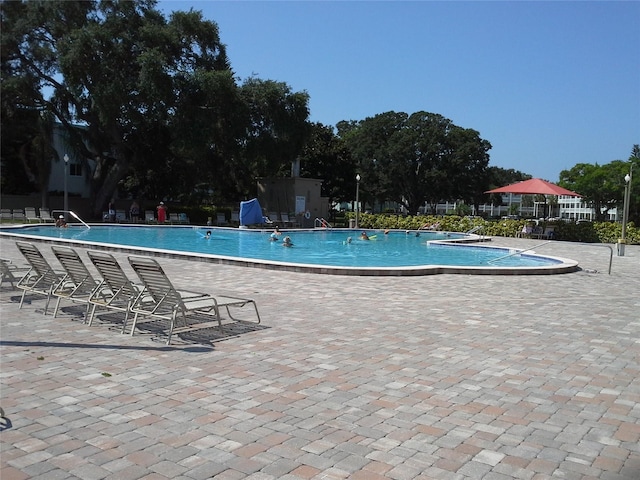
left=343, top=213, right=639, bottom=244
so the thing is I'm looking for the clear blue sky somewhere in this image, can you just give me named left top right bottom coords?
left=159, top=1, right=639, bottom=182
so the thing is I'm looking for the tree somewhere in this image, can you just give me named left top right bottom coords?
left=3, top=0, right=235, bottom=215
left=298, top=122, right=354, bottom=205
left=236, top=78, right=311, bottom=197
left=338, top=111, right=491, bottom=214
left=559, top=162, right=624, bottom=221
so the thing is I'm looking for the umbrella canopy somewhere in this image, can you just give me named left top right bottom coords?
left=485, top=178, right=581, bottom=197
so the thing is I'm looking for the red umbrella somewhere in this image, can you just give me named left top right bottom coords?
left=485, top=178, right=581, bottom=197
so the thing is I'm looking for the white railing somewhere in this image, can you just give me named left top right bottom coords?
left=314, top=217, right=332, bottom=229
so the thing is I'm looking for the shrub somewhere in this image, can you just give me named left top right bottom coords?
left=343, top=213, right=639, bottom=244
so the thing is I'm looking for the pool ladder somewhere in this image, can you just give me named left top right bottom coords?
left=314, top=217, right=332, bottom=229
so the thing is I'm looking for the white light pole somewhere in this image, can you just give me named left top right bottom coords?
left=355, top=173, right=361, bottom=229
left=618, top=165, right=633, bottom=256
left=63, top=154, right=69, bottom=220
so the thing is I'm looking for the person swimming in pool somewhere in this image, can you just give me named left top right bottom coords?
left=282, top=236, right=293, bottom=247
left=205, top=231, right=211, bottom=239
left=270, top=227, right=281, bottom=242
left=360, top=231, right=370, bottom=241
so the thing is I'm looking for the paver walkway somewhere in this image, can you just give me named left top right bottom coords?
left=0, top=236, right=638, bottom=479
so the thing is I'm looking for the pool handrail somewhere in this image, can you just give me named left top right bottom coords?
left=314, top=217, right=332, bottom=229
left=487, top=241, right=552, bottom=264
left=52, top=210, right=91, bottom=229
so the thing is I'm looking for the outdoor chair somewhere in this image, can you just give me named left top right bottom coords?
left=86, top=251, right=144, bottom=331
left=115, top=210, right=127, bottom=222
left=169, top=213, right=180, bottom=224
left=51, top=246, right=103, bottom=319
left=280, top=213, right=296, bottom=227
left=267, top=212, right=279, bottom=224
left=128, top=256, right=261, bottom=344
left=12, top=209, right=25, bottom=223
left=230, top=211, right=240, bottom=226
left=24, top=207, right=41, bottom=223
left=1, top=259, right=30, bottom=289
left=39, top=208, right=55, bottom=223
left=15, top=241, right=66, bottom=314
left=216, top=213, right=228, bottom=226
left=1, top=209, right=12, bottom=222
left=144, top=210, right=156, bottom=223
left=541, top=226, right=556, bottom=240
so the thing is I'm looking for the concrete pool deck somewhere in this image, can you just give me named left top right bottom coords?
left=0, top=236, right=638, bottom=479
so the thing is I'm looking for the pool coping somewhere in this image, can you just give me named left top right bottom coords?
left=0, top=225, right=580, bottom=276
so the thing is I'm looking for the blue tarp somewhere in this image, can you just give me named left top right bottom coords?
left=239, top=198, right=266, bottom=226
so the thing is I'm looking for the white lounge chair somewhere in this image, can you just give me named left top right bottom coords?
left=87, top=251, right=144, bottom=331
left=15, top=242, right=65, bottom=314
left=1, top=259, right=30, bottom=289
left=39, top=208, right=55, bottom=223
left=128, top=256, right=260, bottom=344
left=216, top=213, right=228, bottom=226
left=12, top=209, right=25, bottom=223
left=25, top=207, right=41, bottom=223
left=0, top=209, right=12, bottom=222
left=51, top=246, right=103, bottom=319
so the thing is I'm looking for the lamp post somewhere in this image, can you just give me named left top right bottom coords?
left=355, top=173, right=361, bottom=229
left=618, top=166, right=633, bottom=256
left=63, top=154, right=69, bottom=220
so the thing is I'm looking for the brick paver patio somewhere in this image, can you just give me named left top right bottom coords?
left=1, top=236, right=638, bottom=479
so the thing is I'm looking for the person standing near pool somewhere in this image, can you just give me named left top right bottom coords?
left=129, top=201, right=140, bottom=223
left=157, top=201, right=167, bottom=223
left=108, top=199, right=116, bottom=222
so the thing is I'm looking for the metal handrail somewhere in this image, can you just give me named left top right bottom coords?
left=489, top=240, right=613, bottom=274
left=577, top=243, right=613, bottom=275
left=466, top=225, right=484, bottom=234
left=488, top=241, right=551, bottom=264
left=52, top=210, right=91, bottom=229
left=314, top=217, right=332, bottom=229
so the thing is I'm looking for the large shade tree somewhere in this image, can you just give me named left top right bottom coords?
left=559, top=145, right=639, bottom=224
left=338, top=111, right=491, bottom=214
left=559, top=160, right=630, bottom=222
left=298, top=122, right=355, bottom=205
left=2, top=0, right=311, bottom=215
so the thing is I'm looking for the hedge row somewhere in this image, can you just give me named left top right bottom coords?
left=344, top=213, right=639, bottom=245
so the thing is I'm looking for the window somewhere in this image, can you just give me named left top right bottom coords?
left=69, top=163, right=82, bottom=176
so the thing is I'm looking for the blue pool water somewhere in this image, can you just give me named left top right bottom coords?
left=0, top=225, right=562, bottom=269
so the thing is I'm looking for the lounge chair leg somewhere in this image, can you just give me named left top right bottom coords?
left=129, top=313, right=139, bottom=336
left=121, top=308, right=131, bottom=334
left=19, top=291, right=27, bottom=309
left=167, top=312, right=178, bottom=345
left=87, top=304, right=97, bottom=326
left=52, top=297, right=62, bottom=318
left=43, top=294, right=52, bottom=316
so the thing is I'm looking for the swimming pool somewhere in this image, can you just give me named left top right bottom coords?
left=0, top=224, right=579, bottom=275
